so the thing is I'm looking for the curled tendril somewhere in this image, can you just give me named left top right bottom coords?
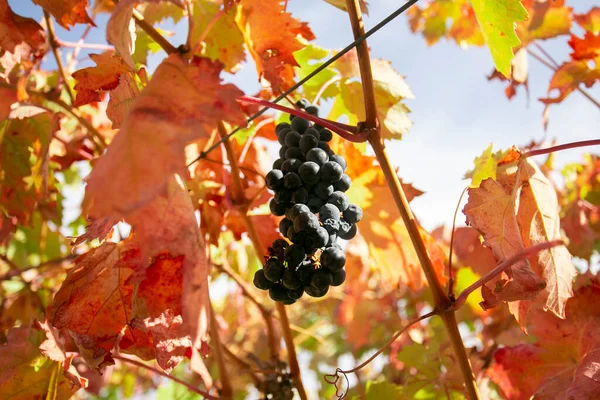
left=324, top=368, right=350, bottom=399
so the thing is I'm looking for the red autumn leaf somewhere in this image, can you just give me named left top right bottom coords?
left=0, top=324, right=86, bottom=399
left=561, top=199, right=600, bottom=261
left=488, top=279, right=600, bottom=400
left=236, top=0, right=315, bottom=90
left=106, top=72, right=139, bottom=129
left=71, top=216, right=119, bottom=246
left=0, top=0, right=47, bottom=59
left=72, top=51, right=132, bottom=107
left=574, top=7, right=600, bottom=33
left=32, top=0, right=94, bottom=29
left=49, top=242, right=142, bottom=370
left=452, top=227, right=497, bottom=277
left=569, top=31, right=600, bottom=60
left=83, top=55, right=245, bottom=219
left=464, top=154, right=576, bottom=329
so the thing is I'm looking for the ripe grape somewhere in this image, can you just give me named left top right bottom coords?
left=264, top=259, right=284, bottom=282
left=265, top=169, right=284, bottom=190
left=291, top=117, right=310, bottom=133
left=253, top=269, right=273, bottom=290
left=306, top=148, right=328, bottom=166
left=333, top=174, right=351, bottom=192
left=343, top=204, right=363, bottom=224
left=327, top=191, right=349, bottom=211
left=320, top=247, right=346, bottom=270
left=321, top=161, right=343, bottom=183
left=298, top=161, right=320, bottom=183
left=284, top=131, right=301, bottom=147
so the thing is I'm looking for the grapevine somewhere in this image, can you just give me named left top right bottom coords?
left=252, top=100, right=362, bottom=304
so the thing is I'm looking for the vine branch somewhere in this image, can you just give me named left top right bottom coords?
left=521, top=139, right=600, bottom=159
left=209, top=302, right=232, bottom=399
left=131, top=8, right=178, bottom=54
left=112, top=355, right=219, bottom=400
left=44, top=11, right=75, bottom=105
left=344, top=0, right=479, bottom=398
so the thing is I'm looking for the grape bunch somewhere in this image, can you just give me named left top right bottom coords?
left=253, top=99, right=363, bottom=304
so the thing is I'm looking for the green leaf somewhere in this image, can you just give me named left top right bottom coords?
left=470, top=0, right=528, bottom=78
left=294, top=45, right=340, bottom=101
left=469, top=143, right=496, bottom=187
left=363, top=381, right=403, bottom=400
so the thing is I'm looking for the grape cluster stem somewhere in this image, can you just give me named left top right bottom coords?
left=217, top=122, right=308, bottom=400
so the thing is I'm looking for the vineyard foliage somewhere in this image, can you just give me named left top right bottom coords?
left=0, top=0, right=599, bottom=399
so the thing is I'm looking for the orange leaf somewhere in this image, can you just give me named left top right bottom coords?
left=83, top=55, right=245, bottom=219
left=464, top=155, right=575, bottom=329
left=0, top=325, right=86, bottom=399
left=0, top=0, right=47, bottom=59
left=452, top=227, right=496, bottom=277
left=71, top=51, right=132, bottom=107
left=71, top=216, right=119, bottom=246
left=49, top=242, right=142, bottom=369
left=574, top=7, right=600, bottom=33
left=106, top=72, right=139, bottom=129
left=32, top=0, right=94, bottom=29
left=569, top=31, right=600, bottom=60
left=236, top=0, right=315, bottom=90
left=489, top=279, right=600, bottom=399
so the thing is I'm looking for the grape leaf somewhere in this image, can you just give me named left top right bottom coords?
left=83, top=55, right=245, bottom=219
left=333, top=51, right=414, bottom=140
left=190, top=0, right=245, bottom=73
left=31, top=0, right=94, bottom=29
left=0, top=324, right=86, bottom=399
left=106, top=72, right=140, bottom=129
left=72, top=51, right=133, bottom=107
left=464, top=150, right=575, bottom=329
left=561, top=199, right=600, bottom=261
left=107, top=0, right=182, bottom=69
left=470, top=0, right=528, bottom=78
left=0, top=0, right=47, bottom=59
left=236, top=0, right=315, bottom=90
left=574, top=7, right=600, bottom=33
left=0, top=113, right=56, bottom=226
left=49, top=242, right=142, bottom=369
left=516, top=0, right=572, bottom=46
left=489, top=279, right=600, bottom=399
left=138, top=0, right=185, bottom=24
left=71, top=216, right=119, bottom=246
left=364, top=381, right=402, bottom=399
left=452, top=227, right=496, bottom=277
left=293, top=45, right=339, bottom=101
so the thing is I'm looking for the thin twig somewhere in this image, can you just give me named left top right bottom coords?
left=185, top=1, right=194, bottom=52
left=312, top=75, right=341, bottom=105
left=209, top=303, right=232, bottom=398
left=528, top=49, right=600, bottom=110
left=192, top=6, right=225, bottom=55
left=44, top=11, right=75, bottom=104
left=67, top=23, right=93, bottom=72
left=50, top=96, right=107, bottom=149
left=341, top=310, right=437, bottom=375
left=447, top=186, right=469, bottom=299
left=452, top=240, right=565, bottom=310
left=521, top=139, right=600, bottom=159
left=221, top=346, right=262, bottom=385
left=532, top=42, right=559, bottom=68
left=56, top=39, right=115, bottom=51
left=113, top=355, right=219, bottom=400
left=132, top=9, right=178, bottom=54
left=187, top=0, right=420, bottom=167
left=0, top=255, right=76, bottom=281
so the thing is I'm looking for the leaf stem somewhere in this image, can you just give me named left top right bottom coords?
left=113, top=354, right=219, bottom=399
left=521, top=139, right=600, bottom=159
left=44, top=11, right=75, bottom=105
left=452, top=240, right=565, bottom=310
left=312, top=75, right=341, bottom=105
left=192, top=7, right=226, bottom=55
left=131, top=8, right=178, bottom=55
left=56, top=39, right=114, bottom=51
left=237, top=95, right=366, bottom=142
left=216, top=125, right=307, bottom=399
left=448, top=186, right=469, bottom=299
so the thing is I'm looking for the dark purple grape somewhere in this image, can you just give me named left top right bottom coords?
left=269, top=284, right=289, bottom=301
left=312, top=227, right=329, bottom=248
left=277, top=128, right=291, bottom=145
left=285, top=131, right=301, bottom=147
left=304, top=285, right=329, bottom=298
left=265, top=169, right=284, bottom=190
left=333, top=174, right=351, bottom=192
left=279, top=218, right=293, bottom=236
left=306, top=148, right=328, bottom=166
left=327, top=191, right=349, bottom=211
left=331, top=268, right=346, bottom=286
left=305, top=105, right=319, bottom=116
left=295, top=99, right=310, bottom=109
left=343, top=204, right=363, bottom=224
left=338, top=223, right=357, bottom=240
left=298, top=161, right=320, bottom=184
left=282, top=158, right=302, bottom=173
left=276, top=122, right=291, bottom=132
left=293, top=212, right=319, bottom=232
left=279, top=145, right=289, bottom=159
left=292, top=187, right=309, bottom=204
left=321, top=161, right=343, bottom=183
left=282, top=269, right=303, bottom=290
left=315, top=182, right=334, bottom=200
left=285, top=147, right=304, bottom=161
left=320, top=246, right=346, bottom=270
left=264, top=258, right=284, bottom=282
left=253, top=269, right=273, bottom=290
left=274, top=189, right=292, bottom=204
left=299, top=134, right=319, bottom=154
left=284, top=244, right=305, bottom=268
left=269, top=198, right=286, bottom=216
left=330, top=154, right=347, bottom=171
left=319, top=128, right=333, bottom=142
left=291, top=117, right=310, bottom=133
left=284, top=172, right=302, bottom=190
left=318, top=141, right=333, bottom=155
left=319, top=204, right=340, bottom=221
left=304, top=128, right=320, bottom=140
left=307, top=196, right=325, bottom=213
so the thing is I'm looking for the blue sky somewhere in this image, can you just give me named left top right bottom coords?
left=10, top=0, right=600, bottom=230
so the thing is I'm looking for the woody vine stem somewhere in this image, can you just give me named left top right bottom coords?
left=343, top=0, right=481, bottom=398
